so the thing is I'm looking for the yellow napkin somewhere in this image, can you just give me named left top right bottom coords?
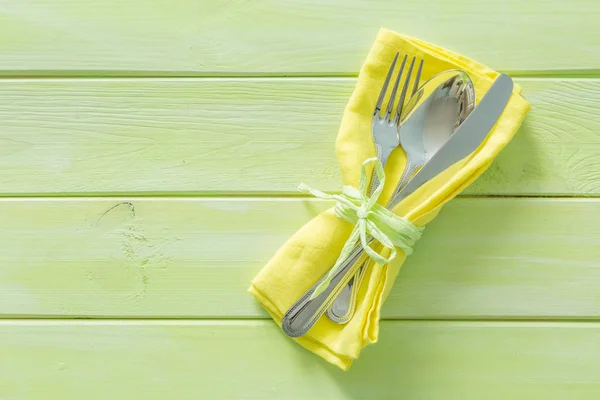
left=249, top=27, right=530, bottom=370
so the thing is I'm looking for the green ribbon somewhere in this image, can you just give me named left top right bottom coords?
left=299, top=157, right=424, bottom=299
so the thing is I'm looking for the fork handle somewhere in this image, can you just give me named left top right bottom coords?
left=282, top=240, right=371, bottom=337
left=368, top=143, right=394, bottom=195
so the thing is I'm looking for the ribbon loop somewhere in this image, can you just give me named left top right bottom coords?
left=298, top=158, right=425, bottom=298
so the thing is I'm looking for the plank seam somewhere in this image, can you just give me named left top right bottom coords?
left=1, top=317, right=600, bottom=322
left=0, top=72, right=599, bottom=80
left=0, top=70, right=599, bottom=79
left=0, top=194, right=597, bottom=200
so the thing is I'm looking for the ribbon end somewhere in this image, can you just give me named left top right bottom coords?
left=297, top=183, right=310, bottom=193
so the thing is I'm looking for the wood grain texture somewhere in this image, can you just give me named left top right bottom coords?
left=1, top=0, right=597, bottom=393
left=1, top=320, right=600, bottom=399
left=0, top=78, right=599, bottom=195
left=1, top=197, right=599, bottom=318
left=0, top=0, right=598, bottom=75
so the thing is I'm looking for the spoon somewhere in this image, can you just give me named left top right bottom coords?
left=326, top=70, right=476, bottom=323
left=396, top=70, right=476, bottom=193
left=280, top=70, right=476, bottom=337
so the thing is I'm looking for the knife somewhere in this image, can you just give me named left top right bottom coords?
left=389, top=73, right=514, bottom=208
left=282, top=74, right=514, bottom=338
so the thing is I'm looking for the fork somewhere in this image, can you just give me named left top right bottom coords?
left=281, top=53, right=423, bottom=337
left=326, top=53, right=424, bottom=324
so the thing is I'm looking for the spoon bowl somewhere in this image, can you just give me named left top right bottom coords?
left=393, top=70, right=476, bottom=196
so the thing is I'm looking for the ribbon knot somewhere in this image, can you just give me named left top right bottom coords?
left=356, top=207, right=369, bottom=220
left=298, top=157, right=424, bottom=298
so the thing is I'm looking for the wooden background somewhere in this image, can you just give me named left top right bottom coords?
left=1, top=1, right=599, bottom=398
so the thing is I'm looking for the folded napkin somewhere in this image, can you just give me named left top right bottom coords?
left=249, top=27, right=530, bottom=370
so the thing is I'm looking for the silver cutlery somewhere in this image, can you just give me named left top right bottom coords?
left=388, top=74, right=513, bottom=207
left=328, top=70, right=476, bottom=323
left=324, top=52, right=424, bottom=323
left=281, top=74, right=514, bottom=338
left=367, top=52, right=423, bottom=195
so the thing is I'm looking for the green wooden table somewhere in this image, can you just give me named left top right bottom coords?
left=1, top=1, right=599, bottom=398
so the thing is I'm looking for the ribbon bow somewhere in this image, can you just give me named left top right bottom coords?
left=299, top=157, right=424, bottom=298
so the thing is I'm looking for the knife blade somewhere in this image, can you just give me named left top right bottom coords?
left=388, top=73, right=514, bottom=208
left=282, top=73, right=514, bottom=338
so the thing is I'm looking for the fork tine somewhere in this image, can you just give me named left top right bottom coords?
left=394, top=56, right=417, bottom=124
left=385, top=54, right=408, bottom=122
left=374, top=52, right=399, bottom=115
left=411, top=59, right=424, bottom=95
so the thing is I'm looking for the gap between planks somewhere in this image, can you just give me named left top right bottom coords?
left=0, top=195, right=597, bottom=201
left=0, top=73, right=599, bottom=80
left=2, top=319, right=600, bottom=327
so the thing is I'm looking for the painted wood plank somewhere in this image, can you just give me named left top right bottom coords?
left=0, top=0, right=598, bottom=75
left=1, top=320, right=600, bottom=399
left=0, top=78, right=599, bottom=196
left=1, top=197, right=599, bottom=318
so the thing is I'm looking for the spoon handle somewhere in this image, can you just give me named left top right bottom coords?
left=368, top=143, right=395, bottom=196
left=392, top=159, right=419, bottom=199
